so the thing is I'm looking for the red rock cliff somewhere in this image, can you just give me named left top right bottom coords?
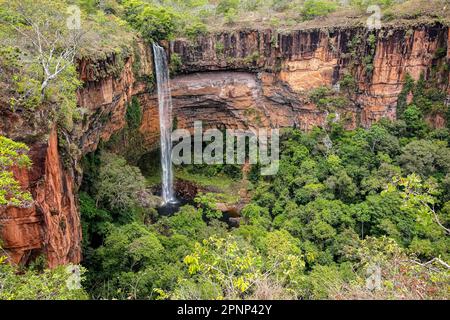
left=0, top=128, right=81, bottom=266
left=155, top=23, right=449, bottom=136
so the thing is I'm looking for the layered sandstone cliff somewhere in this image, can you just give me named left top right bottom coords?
left=0, top=129, right=81, bottom=266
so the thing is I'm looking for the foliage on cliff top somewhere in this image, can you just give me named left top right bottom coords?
left=0, top=0, right=136, bottom=61
left=0, top=255, right=88, bottom=300
left=103, top=0, right=450, bottom=38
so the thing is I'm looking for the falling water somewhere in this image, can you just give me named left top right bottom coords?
left=153, top=44, right=176, bottom=205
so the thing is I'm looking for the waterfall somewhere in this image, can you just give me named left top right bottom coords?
left=153, top=44, right=176, bottom=205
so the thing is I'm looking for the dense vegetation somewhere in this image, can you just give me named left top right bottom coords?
left=0, top=0, right=449, bottom=300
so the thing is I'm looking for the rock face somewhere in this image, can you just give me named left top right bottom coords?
left=1, top=23, right=450, bottom=267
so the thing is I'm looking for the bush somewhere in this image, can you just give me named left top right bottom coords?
left=271, top=0, right=292, bottom=12
left=0, top=136, right=32, bottom=208
left=126, top=96, right=142, bottom=129
left=194, top=193, right=224, bottom=219
left=184, top=21, right=208, bottom=39
left=94, top=152, right=148, bottom=220
left=224, top=7, right=238, bottom=24
left=169, top=53, right=182, bottom=76
left=216, top=0, right=240, bottom=15
left=351, top=0, right=394, bottom=9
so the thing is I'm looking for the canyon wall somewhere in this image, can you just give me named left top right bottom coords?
left=1, top=23, right=449, bottom=267
left=143, top=24, right=448, bottom=136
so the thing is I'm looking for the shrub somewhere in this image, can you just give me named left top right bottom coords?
left=224, top=7, right=238, bottom=24
left=169, top=53, right=182, bottom=76
left=194, top=193, right=225, bottom=220
left=0, top=256, right=88, bottom=300
left=271, top=0, right=291, bottom=12
left=351, top=0, right=395, bottom=9
left=126, top=96, right=142, bottom=129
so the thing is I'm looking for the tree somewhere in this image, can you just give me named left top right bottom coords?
left=241, top=203, right=271, bottom=226
left=79, top=192, right=112, bottom=250
left=0, top=254, right=88, bottom=300
left=258, top=230, right=305, bottom=290
left=194, top=192, right=223, bottom=220
left=156, top=205, right=207, bottom=239
left=0, top=136, right=32, bottom=207
left=402, top=105, right=428, bottom=137
left=216, top=0, right=240, bottom=15
left=398, top=140, right=450, bottom=178
left=335, top=236, right=449, bottom=300
left=301, top=0, right=338, bottom=20
left=325, top=170, right=358, bottom=203
left=122, top=0, right=178, bottom=42
left=94, top=152, right=155, bottom=221
left=0, top=0, right=84, bottom=130
left=97, top=222, right=164, bottom=273
left=360, top=124, right=399, bottom=155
